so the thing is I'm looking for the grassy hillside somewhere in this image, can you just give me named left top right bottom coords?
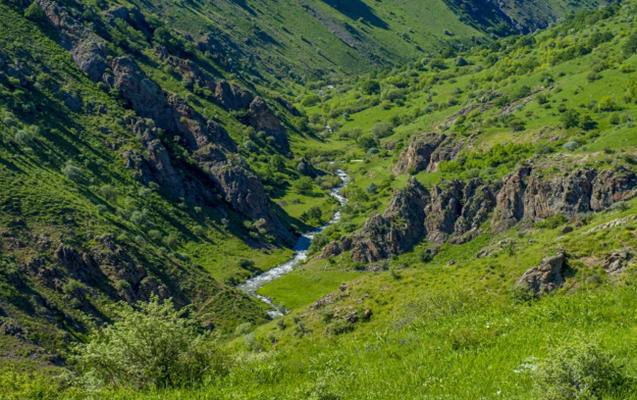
left=117, top=0, right=608, bottom=81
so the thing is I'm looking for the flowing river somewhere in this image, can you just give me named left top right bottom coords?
left=238, top=169, right=349, bottom=317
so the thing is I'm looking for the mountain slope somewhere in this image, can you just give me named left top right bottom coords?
left=120, top=0, right=610, bottom=79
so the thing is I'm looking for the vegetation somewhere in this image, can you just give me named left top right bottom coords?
left=3, top=0, right=637, bottom=398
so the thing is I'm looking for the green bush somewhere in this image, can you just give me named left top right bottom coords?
left=235, top=322, right=252, bottom=336
left=73, top=297, right=229, bottom=389
left=534, top=337, right=627, bottom=399
left=535, top=214, right=568, bottom=229
left=24, top=2, right=44, bottom=21
left=301, top=94, right=321, bottom=107
left=510, top=283, right=536, bottom=303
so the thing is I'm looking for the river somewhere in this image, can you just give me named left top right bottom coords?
left=238, top=169, right=349, bottom=317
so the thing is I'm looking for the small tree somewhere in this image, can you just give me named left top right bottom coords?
left=366, top=182, right=378, bottom=195
left=74, top=297, right=229, bottom=389
left=62, top=161, right=82, bottom=181
left=294, top=176, right=315, bottom=195
left=361, top=80, right=380, bottom=95
left=24, top=2, right=45, bottom=21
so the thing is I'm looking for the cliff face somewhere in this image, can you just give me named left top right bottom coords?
left=393, top=133, right=464, bottom=175
left=323, top=166, right=637, bottom=263
left=37, top=0, right=293, bottom=243
left=492, top=166, right=637, bottom=233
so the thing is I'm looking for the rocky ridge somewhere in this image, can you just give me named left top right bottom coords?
left=323, top=165, right=637, bottom=263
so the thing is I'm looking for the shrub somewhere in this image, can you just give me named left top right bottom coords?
left=301, top=94, right=321, bottom=107
left=535, top=214, right=568, bottom=229
left=560, top=109, right=581, bottom=129
left=294, top=176, right=315, bottom=195
left=512, top=85, right=531, bottom=100
left=611, top=202, right=629, bottom=212
left=73, top=297, right=229, bottom=389
left=533, top=337, right=626, bottom=399
left=366, top=182, right=378, bottom=195
left=275, top=318, right=286, bottom=330
left=239, top=259, right=256, bottom=271
left=24, top=2, right=44, bottom=21
left=62, top=162, right=82, bottom=181
left=100, top=185, right=118, bottom=202
left=598, top=96, right=618, bottom=112
left=510, top=283, right=536, bottom=303
left=235, top=322, right=252, bottom=336
left=361, top=80, right=380, bottom=95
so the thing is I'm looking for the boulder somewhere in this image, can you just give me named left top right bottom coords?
left=516, top=252, right=567, bottom=296
left=603, top=249, right=632, bottom=274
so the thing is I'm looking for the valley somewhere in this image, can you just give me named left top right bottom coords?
left=1, top=0, right=637, bottom=398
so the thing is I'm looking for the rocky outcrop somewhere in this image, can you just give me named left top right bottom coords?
left=427, top=135, right=466, bottom=173
left=215, top=80, right=254, bottom=110
left=393, top=133, right=464, bottom=175
left=393, top=133, right=447, bottom=174
left=37, top=0, right=108, bottom=81
left=327, top=163, right=637, bottom=263
left=102, top=56, right=291, bottom=242
left=493, top=166, right=637, bottom=233
left=516, top=251, right=567, bottom=296
left=248, top=97, right=291, bottom=155
left=452, top=179, right=501, bottom=243
left=603, top=250, right=632, bottom=275
left=106, top=56, right=175, bottom=130
left=322, top=178, right=429, bottom=262
left=194, top=147, right=295, bottom=244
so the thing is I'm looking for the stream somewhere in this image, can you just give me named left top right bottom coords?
left=238, top=169, right=349, bottom=317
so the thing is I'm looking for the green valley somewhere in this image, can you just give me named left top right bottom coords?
left=2, top=0, right=637, bottom=399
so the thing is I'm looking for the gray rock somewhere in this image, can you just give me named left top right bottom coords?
left=516, top=252, right=567, bottom=296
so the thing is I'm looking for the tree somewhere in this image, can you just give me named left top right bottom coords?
left=74, top=297, right=229, bottom=389
left=361, top=80, right=381, bottom=95
left=301, top=94, right=321, bottom=107
left=371, top=121, right=393, bottom=139
left=24, top=2, right=44, bottom=21
left=622, top=34, right=637, bottom=57
left=626, top=79, right=637, bottom=103
left=598, top=96, right=618, bottom=112
left=366, top=182, right=378, bottom=194
left=301, top=206, right=322, bottom=223
left=62, top=161, right=82, bottom=181
left=357, top=135, right=378, bottom=150
left=560, top=109, right=581, bottom=129
left=100, top=185, right=118, bottom=202
left=294, top=176, right=314, bottom=195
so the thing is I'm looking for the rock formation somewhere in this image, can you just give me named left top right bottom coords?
left=323, top=165, right=637, bottom=263
left=37, top=0, right=108, bottom=81
left=516, top=251, right=567, bottom=296
left=394, top=133, right=464, bottom=174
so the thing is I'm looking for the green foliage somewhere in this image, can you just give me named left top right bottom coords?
left=361, top=80, right=380, bottom=95
left=293, top=176, right=315, bottom=195
left=301, top=94, right=321, bottom=107
left=534, top=337, right=627, bottom=399
left=73, top=297, right=229, bottom=389
left=61, top=161, right=82, bottom=181
left=510, top=283, right=536, bottom=303
left=235, top=322, right=253, bottom=336
left=370, top=121, right=394, bottom=139
left=24, top=2, right=44, bottom=21
left=535, top=214, right=568, bottom=229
